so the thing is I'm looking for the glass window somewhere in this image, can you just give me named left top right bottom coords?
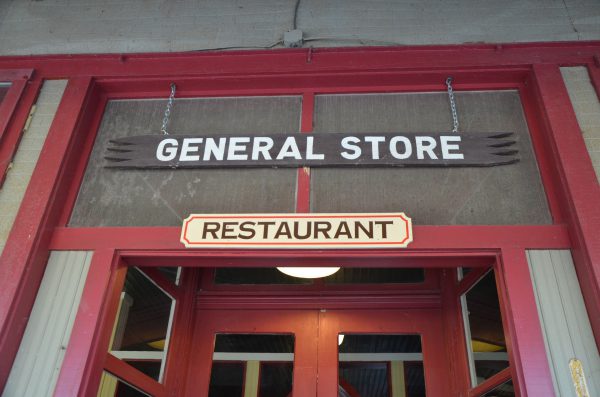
left=0, top=83, right=10, bottom=103
left=109, top=267, right=176, bottom=383
left=461, top=270, right=510, bottom=386
left=210, top=334, right=294, bottom=397
left=338, top=334, right=425, bottom=397
left=96, top=372, right=150, bottom=397
left=70, top=96, right=301, bottom=227
left=325, top=268, right=425, bottom=284
left=215, top=268, right=312, bottom=285
left=208, top=362, right=245, bottom=397
left=311, top=92, right=552, bottom=225
left=481, top=380, right=514, bottom=396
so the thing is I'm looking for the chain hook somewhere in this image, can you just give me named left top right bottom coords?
left=446, top=77, right=459, bottom=133
left=161, top=83, right=176, bottom=135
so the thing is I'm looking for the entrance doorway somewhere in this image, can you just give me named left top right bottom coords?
left=187, top=308, right=450, bottom=396
left=97, top=262, right=515, bottom=397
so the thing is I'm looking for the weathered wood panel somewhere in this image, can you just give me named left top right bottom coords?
left=311, top=91, right=552, bottom=225
left=2, top=251, right=92, bottom=397
left=528, top=250, right=600, bottom=396
left=70, top=97, right=301, bottom=226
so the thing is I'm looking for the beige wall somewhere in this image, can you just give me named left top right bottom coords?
left=0, top=0, right=598, bottom=56
left=561, top=67, right=600, bottom=184
left=0, top=80, right=66, bottom=257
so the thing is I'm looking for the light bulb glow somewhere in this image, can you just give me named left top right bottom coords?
left=277, top=267, right=340, bottom=279
left=338, top=334, right=345, bottom=345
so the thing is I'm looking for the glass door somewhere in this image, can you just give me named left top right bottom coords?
left=185, top=308, right=450, bottom=396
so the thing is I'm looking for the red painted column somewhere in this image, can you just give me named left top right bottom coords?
left=0, top=76, right=94, bottom=390
left=498, top=249, right=555, bottom=397
left=53, top=249, right=116, bottom=397
left=531, top=64, right=600, bottom=344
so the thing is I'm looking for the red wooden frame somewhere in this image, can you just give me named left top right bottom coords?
left=0, top=69, right=35, bottom=187
left=0, top=42, right=597, bottom=397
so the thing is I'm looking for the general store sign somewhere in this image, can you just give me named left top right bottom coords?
left=180, top=213, right=413, bottom=249
left=105, top=132, right=518, bottom=168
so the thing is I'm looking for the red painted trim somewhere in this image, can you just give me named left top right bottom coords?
left=0, top=43, right=598, bottom=79
left=0, top=76, right=95, bottom=390
left=80, top=261, right=127, bottom=397
left=519, top=81, right=567, bottom=223
left=497, top=249, right=555, bottom=397
left=49, top=224, right=570, bottom=251
left=104, top=353, right=166, bottom=397
left=0, top=79, right=27, bottom=143
left=162, top=269, right=198, bottom=394
left=53, top=249, right=116, bottom=397
left=532, top=64, right=600, bottom=344
left=468, top=367, right=512, bottom=397
left=58, top=93, right=108, bottom=226
left=295, top=92, right=314, bottom=213
left=0, top=79, right=41, bottom=188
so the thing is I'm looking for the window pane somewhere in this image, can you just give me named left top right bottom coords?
left=462, top=270, right=510, bottom=386
left=325, top=268, right=425, bottom=284
left=70, top=96, right=301, bottom=227
left=210, top=334, right=294, bottom=397
left=97, top=372, right=150, bottom=397
left=208, top=362, right=244, bottom=397
left=481, top=380, right=514, bottom=396
left=215, top=268, right=312, bottom=285
left=259, top=362, right=293, bottom=397
left=110, top=267, right=176, bottom=383
left=311, top=92, right=551, bottom=225
left=0, top=83, right=10, bottom=103
left=339, top=334, right=425, bottom=397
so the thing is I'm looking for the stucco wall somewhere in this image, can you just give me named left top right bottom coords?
left=0, top=0, right=598, bottom=56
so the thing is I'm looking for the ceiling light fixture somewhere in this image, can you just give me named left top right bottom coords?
left=277, top=267, right=340, bottom=279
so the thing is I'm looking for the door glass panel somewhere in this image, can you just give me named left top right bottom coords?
left=462, top=270, right=510, bottom=386
left=259, top=362, right=294, bottom=397
left=109, top=267, right=176, bottom=383
left=481, top=380, right=514, bottom=396
left=0, top=83, right=10, bottom=103
left=338, top=334, right=426, bottom=397
left=96, top=372, right=150, bottom=397
left=210, top=334, right=294, bottom=397
left=209, top=362, right=245, bottom=397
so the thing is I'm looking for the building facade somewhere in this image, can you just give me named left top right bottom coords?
left=0, top=1, right=599, bottom=396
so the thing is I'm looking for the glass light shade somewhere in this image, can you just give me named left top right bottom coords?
left=277, top=267, right=340, bottom=279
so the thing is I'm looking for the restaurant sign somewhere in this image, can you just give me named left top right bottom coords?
left=105, top=132, right=518, bottom=168
left=180, top=213, right=413, bottom=249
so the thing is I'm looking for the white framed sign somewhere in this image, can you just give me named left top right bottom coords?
left=180, top=213, right=413, bottom=249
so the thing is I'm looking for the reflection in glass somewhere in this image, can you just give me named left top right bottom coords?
left=338, top=334, right=425, bottom=397
left=260, top=362, right=294, bottom=397
left=482, top=380, right=514, bottom=396
left=462, top=270, right=509, bottom=386
left=0, top=83, right=10, bottom=104
left=96, top=372, right=150, bottom=397
left=210, top=334, right=294, bottom=397
left=110, top=267, right=176, bottom=382
left=208, top=363, right=244, bottom=397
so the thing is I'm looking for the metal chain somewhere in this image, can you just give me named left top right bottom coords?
left=161, top=83, right=176, bottom=135
left=446, top=77, right=459, bottom=133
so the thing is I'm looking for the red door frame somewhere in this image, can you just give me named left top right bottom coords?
left=0, top=42, right=597, bottom=396
left=189, top=307, right=451, bottom=397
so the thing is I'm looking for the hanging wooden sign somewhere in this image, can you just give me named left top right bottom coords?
left=105, top=132, right=518, bottom=169
left=180, top=213, right=413, bottom=249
